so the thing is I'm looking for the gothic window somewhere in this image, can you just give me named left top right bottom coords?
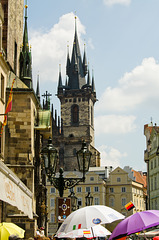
left=71, top=104, right=79, bottom=125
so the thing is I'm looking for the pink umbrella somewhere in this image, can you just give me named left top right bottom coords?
left=109, top=210, right=159, bottom=240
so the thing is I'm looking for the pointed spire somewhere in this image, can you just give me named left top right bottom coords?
left=87, top=65, right=91, bottom=86
left=58, top=64, right=62, bottom=87
left=19, top=0, right=32, bottom=88
left=92, top=69, right=96, bottom=93
left=36, top=73, right=40, bottom=102
left=83, top=43, right=88, bottom=76
left=23, top=1, right=29, bottom=52
left=66, top=44, right=71, bottom=76
left=65, top=76, right=68, bottom=87
left=67, top=15, right=86, bottom=90
left=58, top=64, right=63, bottom=94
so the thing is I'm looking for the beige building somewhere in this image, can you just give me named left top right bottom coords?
left=46, top=168, right=106, bottom=235
left=105, top=166, right=146, bottom=217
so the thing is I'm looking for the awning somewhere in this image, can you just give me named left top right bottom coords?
left=0, top=161, right=33, bottom=219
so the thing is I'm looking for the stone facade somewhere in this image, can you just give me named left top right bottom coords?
left=4, top=76, right=40, bottom=238
left=1, top=0, right=24, bottom=75
left=0, top=2, right=10, bottom=161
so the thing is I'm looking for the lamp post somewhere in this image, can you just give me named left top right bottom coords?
left=85, top=192, right=93, bottom=206
left=41, top=138, right=92, bottom=197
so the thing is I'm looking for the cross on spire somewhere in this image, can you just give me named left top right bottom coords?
left=42, top=91, right=52, bottom=110
left=42, top=91, right=52, bottom=102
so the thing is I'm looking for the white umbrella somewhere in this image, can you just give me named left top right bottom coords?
left=57, top=205, right=125, bottom=235
left=56, top=225, right=111, bottom=239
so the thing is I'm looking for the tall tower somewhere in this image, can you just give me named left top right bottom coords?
left=56, top=16, right=99, bottom=171
left=19, top=0, right=32, bottom=88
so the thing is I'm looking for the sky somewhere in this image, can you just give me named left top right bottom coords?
left=27, top=0, right=159, bottom=172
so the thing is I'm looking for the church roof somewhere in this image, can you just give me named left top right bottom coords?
left=67, top=17, right=86, bottom=89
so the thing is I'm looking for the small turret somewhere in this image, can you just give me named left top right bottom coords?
left=87, top=67, right=91, bottom=86
left=92, top=69, right=96, bottom=94
left=83, top=44, right=88, bottom=76
left=19, top=0, right=32, bottom=88
left=36, top=74, right=40, bottom=103
left=58, top=64, right=63, bottom=94
left=66, top=45, right=71, bottom=76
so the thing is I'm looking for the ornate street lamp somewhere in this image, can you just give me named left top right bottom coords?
left=41, top=137, right=58, bottom=178
left=76, top=141, right=92, bottom=181
left=41, top=139, right=92, bottom=198
left=85, top=192, right=93, bottom=206
left=68, top=189, right=77, bottom=211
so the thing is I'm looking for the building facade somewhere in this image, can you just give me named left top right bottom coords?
left=144, top=122, right=159, bottom=210
left=105, top=167, right=146, bottom=218
left=46, top=169, right=106, bottom=235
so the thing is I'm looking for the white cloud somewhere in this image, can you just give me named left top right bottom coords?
left=30, top=12, right=86, bottom=84
left=95, top=114, right=136, bottom=135
left=88, top=38, right=95, bottom=50
left=103, top=0, right=131, bottom=6
left=98, top=145, right=127, bottom=168
left=96, top=57, right=159, bottom=113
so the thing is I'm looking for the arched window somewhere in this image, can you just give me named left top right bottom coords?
left=71, top=104, right=79, bottom=125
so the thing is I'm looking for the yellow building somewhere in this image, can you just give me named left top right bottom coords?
left=105, top=166, right=146, bottom=217
left=46, top=168, right=106, bottom=235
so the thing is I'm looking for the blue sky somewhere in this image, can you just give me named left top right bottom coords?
left=27, top=0, right=159, bottom=171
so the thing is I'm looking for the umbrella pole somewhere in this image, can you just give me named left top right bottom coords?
left=91, top=227, right=94, bottom=238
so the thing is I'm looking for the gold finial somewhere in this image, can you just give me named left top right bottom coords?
left=75, top=11, right=77, bottom=19
left=25, top=5, right=28, bottom=8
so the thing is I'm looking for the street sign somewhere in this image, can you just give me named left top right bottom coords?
left=57, top=197, right=71, bottom=222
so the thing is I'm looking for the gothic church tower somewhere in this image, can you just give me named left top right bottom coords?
left=56, top=17, right=100, bottom=171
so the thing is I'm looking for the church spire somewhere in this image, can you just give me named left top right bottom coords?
left=36, top=74, right=40, bottom=102
left=92, top=69, right=96, bottom=94
left=66, top=44, right=71, bottom=76
left=67, top=15, right=86, bottom=90
left=19, top=0, right=32, bottom=88
left=83, top=43, right=87, bottom=76
left=58, top=64, right=63, bottom=94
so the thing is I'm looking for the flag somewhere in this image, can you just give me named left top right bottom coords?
left=83, top=230, right=91, bottom=234
left=5, top=93, right=12, bottom=114
left=0, top=77, right=15, bottom=137
left=73, top=224, right=81, bottom=230
left=125, top=201, right=135, bottom=211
